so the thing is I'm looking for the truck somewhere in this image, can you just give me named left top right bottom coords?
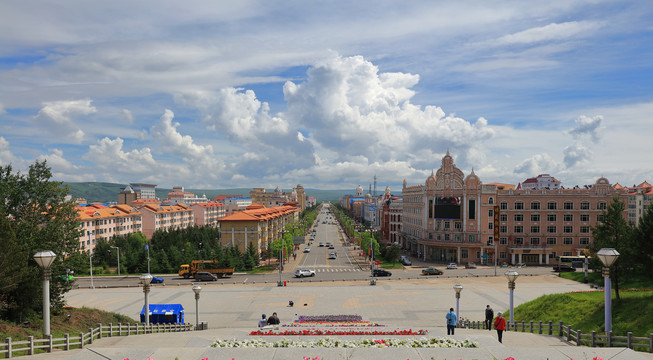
left=178, top=260, right=235, bottom=279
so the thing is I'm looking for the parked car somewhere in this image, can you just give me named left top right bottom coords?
left=465, top=262, right=477, bottom=269
left=372, top=269, right=392, bottom=277
left=303, top=247, right=311, bottom=253
left=328, top=253, right=336, bottom=259
left=150, top=276, right=164, bottom=284
left=447, top=263, right=458, bottom=269
left=295, top=269, right=316, bottom=278
left=553, top=264, right=576, bottom=272
left=422, top=267, right=443, bottom=275
left=195, top=272, right=218, bottom=281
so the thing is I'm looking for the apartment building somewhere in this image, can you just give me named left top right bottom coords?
left=139, top=203, right=194, bottom=239
left=190, top=202, right=225, bottom=227
left=402, top=151, right=627, bottom=265
left=77, top=204, right=142, bottom=253
left=618, top=181, right=653, bottom=224
left=217, top=205, right=299, bottom=255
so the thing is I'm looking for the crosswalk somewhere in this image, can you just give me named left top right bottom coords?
left=312, top=267, right=362, bottom=272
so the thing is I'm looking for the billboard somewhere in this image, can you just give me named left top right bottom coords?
left=434, top=196, right=462, bottom=219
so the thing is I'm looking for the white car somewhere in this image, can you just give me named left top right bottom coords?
left=447, top=263, right=458, bottom=269
left=303, top=247, right=311, bottom=253
left=294, top=269, right=316, bottom=278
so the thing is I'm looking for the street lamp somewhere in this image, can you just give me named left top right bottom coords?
left=139, top=273, right=153, bottom=327
left=453, top=284, right=463, bottom=325
left=111, top=246, right=120, bottom=276
left=33, top=250, right=56, bottom=336
left=505, top=269, right=519, bottom=326
left=278, top=229, right=285, bottom=286
left=87, top=232, right=94, bottom=289
left=597, top=248, right=620, bottom=333
left=192, top=285, right=202, bottom=330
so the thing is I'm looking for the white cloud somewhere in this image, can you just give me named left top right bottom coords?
left=34, top=99, right=96, bottom=143
left=36, top=149, right=79, bottom=172
left=496, top=21, right=602, bottom=45
left=121, top=109, right=134, bottom=124
left=569, top=115, right=602, bottom=142
left=0, top=103, right=5, bottom=115
left=0, top=136, right=15, bottom=166
left=563, top=143, right=592, bottom=168
left=513, top=153, right=559, bottom=176
left=84, top=137, right=158, bottom=174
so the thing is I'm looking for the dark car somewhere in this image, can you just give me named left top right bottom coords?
left=553, top=264, right=576, bottom=272
left=422, top=267, right=443, bottom=275
left=150, top=276, right=164, bottom=284
left=372, top=269, right=392, bottom=277
left=399, top=256, right=411, bottom=266
left=195, top=272, right=218, bottom=281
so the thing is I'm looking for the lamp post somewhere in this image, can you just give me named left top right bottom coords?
left=453, top=284, right=463, bottom=324
left=192, top=285, right=202, bottom=330
left=33, top=250, right=56, bottom=336
left=597, top=248, right=620, bottom=333
left=139, top=273, right=153, bottom=326
left=505, top=269, right=519, bottom=326
left=278, top=229, right=285, bottom=286
left=111, top=246, right=120, bottom=276
left=87, top=232, right=94, bottom=289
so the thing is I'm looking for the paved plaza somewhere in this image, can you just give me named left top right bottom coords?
left=18, top=275, right=653, bottom=360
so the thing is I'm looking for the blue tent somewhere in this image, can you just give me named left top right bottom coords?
left=140, top=304, right=184, bottom=324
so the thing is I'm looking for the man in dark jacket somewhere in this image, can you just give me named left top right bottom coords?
left=485, top=305, right=494, bottom=331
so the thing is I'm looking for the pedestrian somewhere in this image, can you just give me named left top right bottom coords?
left=494, top=312, right=507, bottom=343
left=258, top=314, right=267, bottom=328
left=445, top=307, right=457, bottom=335
left=485, top=305, right=494, bottom=331
left=267, top=312, right=280, bottom=325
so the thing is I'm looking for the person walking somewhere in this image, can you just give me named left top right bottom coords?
left=445, top=307, right=457, bottom=335
left=494, top=312, right=507, bottom=343
left=258, top=314, right=267, bottom=328
left=485, top=305, right=494, bottom=331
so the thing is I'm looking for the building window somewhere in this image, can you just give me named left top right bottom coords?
left=547, top=214, right=557, bottom=222
left=547, top=202, right=557, bottom=210
left=531, top=214, right=540, bottom=222
left=597, top=202, right=607, bottom=210
left=500, top=202, right=508, bottom=210
left=530, top=237, right=540, bottom=246
left=468, top=234, right=475, bottom=242
left=514, top=202, right=524, bottom=210
left=500, top=213, right=508, bottom=221
left=444, top=234, right=450, bottom=241
left=580, top=214, right=590, bottom=222
left=550, top=252, right=557, bottom=259
left=514, top=237, right=523, bottom=245
left=489, top=197, right=494, bottom=204
left=468, top=199, right=476, bottom=220
left=564, top=202, right=574, bottom=210
left=488, top=222, right=493, bottom=230
left=500, top=225, right=507, bottom=233
left=580, top=226, right=590, bottom=233
left=530, top=226, right=540, bottom=233
left=514, top=225, right=523, bottom=233
left=500, top=237, right=508, bottom=245
left=500, top=251, right=507, bottom=259
left=564, top=226, right=573, bottom=233
left=514, top=214, right=524, bottom=222
left=597, top=214, right=605, bottom=222
left=563, top=251, right=573, bottom=256
left=580, top=237, right=590, bottom=245
left=564, top=214, right=573, bottom=222
left=563, top=237, right=573, bottom=245
left=489, top=209, right=494, bottom=217
left=461, top=249, right=468, bottom=258
left=530, top=202, right=541, bottom=210
left=546, top=237, right=557, bottom=245
left=476, top=251, right=481, bottom=259
left=547, top=226, right=557, bottom=233
left=454, top=222, right=462, bottom=229
left=444, top=221, right=450, bottom=229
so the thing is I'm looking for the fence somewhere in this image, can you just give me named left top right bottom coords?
left=460, top=319, right=653, bottom=353
left=0, top=322, right=201, bottom=358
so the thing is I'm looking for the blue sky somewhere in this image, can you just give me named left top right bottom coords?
left=0, top=1, right=652, bottom=191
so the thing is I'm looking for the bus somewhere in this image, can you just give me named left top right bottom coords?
left=558, top=255, right=586, bottom=268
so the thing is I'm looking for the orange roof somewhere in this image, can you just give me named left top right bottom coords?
left=613, top=183, right=624, bottom=189
left=191, top=202, right=224, bottom=208
left=77, top=205, right=140, bottom=220
left=141, top=203, right=192, bottom=213
left=246, top=203, right=266, bottom=210
left=212, top=194, right=243, bottom=202
left=218, top=205, right=298, bottom=222
left=638, top=181, right=652, bottom=188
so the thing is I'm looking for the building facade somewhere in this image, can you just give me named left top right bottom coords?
left=77, top=204, right=142, bottom=253
left=139, top=203, right=195, bottom=239
left=190, top=202, right=225, bottom=227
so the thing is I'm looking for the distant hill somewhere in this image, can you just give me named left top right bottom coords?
left=62, top=182, right=352, bottom=203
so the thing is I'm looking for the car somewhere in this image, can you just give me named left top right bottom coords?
left=447, top=263, right=458, bottom=269
left=294, top=269, right=316, bottom=278
left=422, top=267, right=443, bottom=275
left=303, top=247, right=311, bottom=253
left=328, top=253, right=336, bottom=259
left=319, top=242, right=324, bottom=247
left=328, top=244, right=335, bottom=249
left=372, top=269, right=392, bottom=277
left=195, top=272, right=218, bottom=281
left=553, top=264, right=576, bottom=272
left=516, top=263, right=527, bottom=268
left=399, top=256, right=411, bottom=266
left=465, top=262, right=477, bottom=269
left=150, top=276, right=164, bottom=284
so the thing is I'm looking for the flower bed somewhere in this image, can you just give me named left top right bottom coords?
left=249, top=329, right=428, bottom=336
left=283, top=321, right=385, bottom=327
left=296, top=314, right=363, bottom=322
left=214, top=336, right=478, bottom=348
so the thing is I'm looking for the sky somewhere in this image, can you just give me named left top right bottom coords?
left=1, top=1, right=652, bottom=192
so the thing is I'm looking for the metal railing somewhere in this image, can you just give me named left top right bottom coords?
left=0, top=322, right=202, bottom=358
left=460, top=319, right=653, bottom=353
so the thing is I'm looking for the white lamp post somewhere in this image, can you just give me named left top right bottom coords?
left=597, top=248, right=620, bottom=333
left=505, top=269, right=519, bottom=326
left=33, top=250, right=56, bottom=336
left=111, top=246, right=120, bottom=276
left=192, top=285, right=202, bottom=330
left=453, top=284, right=463, bottom=325
left=139, top=273, right=153, bottom=326
left=87, top=232, right=94, bottom=289
left=278, top=229, right=285, bottom=286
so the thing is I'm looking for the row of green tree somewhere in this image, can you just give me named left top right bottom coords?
left=590, top=197, right=653, bottom=300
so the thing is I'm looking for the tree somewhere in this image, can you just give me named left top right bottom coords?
left=590, top=197, right=634, bottom=300
left=632, top=203, right=653, bottom=278
left=0, top=161, right=81, bottom=321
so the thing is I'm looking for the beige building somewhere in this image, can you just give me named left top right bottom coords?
left=250, top=185, right=307, bottom=211
left=77, top=204, right=142, bottom=253
left=402, top=151, right=627, bottom=265
left=139, top=203, right=194, bottom=239
left=217, top=205, right=299, bottom=255
left=190, top=202, right=225, bottom=227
